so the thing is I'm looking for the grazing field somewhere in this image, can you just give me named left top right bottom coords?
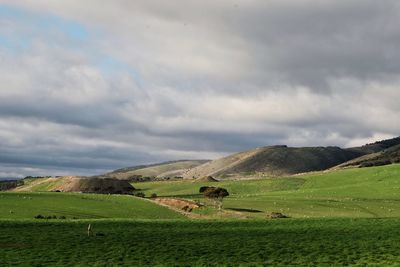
left=2, top=218, right=400, bottom=266
left=3, top=164, right=400, bottom=266
left=0, top=192, right=184, bottom=219
left=139, top=164, right=400, bottom=218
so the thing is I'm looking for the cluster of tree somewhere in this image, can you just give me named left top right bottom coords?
left=368, top=137, right=400, bottom=149
left=157, top=176, right=184, bottom=181
left=360, top=159, right=392, bottom=168
left=24, top=176, right=53, bottom=179
left=134, top=192, right=146, bottom=198
left=126, top=175, right=184, bottom=183
left=126, top=175, right=152, bottom=182
left=199, top=186, right=229, bottom=210
left=0, top=180, right=24, bottom=191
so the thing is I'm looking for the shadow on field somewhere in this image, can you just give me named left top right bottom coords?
left=159, top=194, right=202, bottom=198
left=226, top=208, right=263, bottom=213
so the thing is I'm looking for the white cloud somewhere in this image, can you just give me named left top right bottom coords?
left=0, top=1, right=399, bottom=177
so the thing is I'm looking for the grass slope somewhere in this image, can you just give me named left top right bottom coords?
left=183, top=145, right=363, bottom=179
left=140, top=164, right=400, bottom=218
left=0, top=192, right=184, bottom=220
left=14, top=177, right=135, bottom=194
left=12, top=164, right=400, bottom=219
left=2, top=218, right=400, bottom=266
left=103, top=160, right=209, bottom=180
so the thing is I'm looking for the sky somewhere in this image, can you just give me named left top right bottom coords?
left=0, top=0, right=399, bottom=178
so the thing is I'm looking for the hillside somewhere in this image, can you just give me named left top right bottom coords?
left=180, top=136, right=400, bottom=179
left=8, top=163, right=400, bottom=219
left=142, top=163, right=400, bottom=218
left=182, top=145, right=364, bottom=179
left=4, top=165, right=400, bottom=266
left=336, top=144, right=400, bottom=169
left=15, top=176, right=134, bottom=194
left=100, top=160, right=208, bottom=181
left=348, top=136, right=400, bottom=154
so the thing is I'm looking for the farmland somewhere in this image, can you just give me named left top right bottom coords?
left=2, top=164, right=400, bottom=265
left=139, top=164, right=400, bottom=218
left=0, top=192, right=184, bottom=220
left=2, top=218, right=400, bottom=266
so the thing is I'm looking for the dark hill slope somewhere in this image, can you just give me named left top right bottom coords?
left=183, top=146, right=364, bottom=179
left=64, top=178, right=135, bottom=194
left=348, top=136, right=400, bottom=154
left=335, top=144, right=400, bottom=169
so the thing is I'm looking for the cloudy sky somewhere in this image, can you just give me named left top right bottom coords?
left=0, top=0, right=399, bottom=178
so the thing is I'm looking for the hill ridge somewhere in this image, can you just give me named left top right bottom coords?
left=183, top=136, right=400, bottom=179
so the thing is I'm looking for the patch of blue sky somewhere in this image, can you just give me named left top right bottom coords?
left=0, top=4, right=142, bottom=87
left=36, top=15, right=89, bottom=41
left=97, top=56, right=143, bottom=88
left=0, top=4, right=89, bottom=43
left=0, top=5, right=26, bottom=18
left=0, top=36, right=12, bottom=49
left=0, top=35, right=31, bottom=55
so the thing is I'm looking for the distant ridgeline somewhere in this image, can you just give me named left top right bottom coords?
left=96, top=160, right=209, bottom=182
left=10, top=136, right=400, bottom=186
left=91, top=136, right=400, bottom=181
left=181, top=136, right=400, bottom=179
left=349, top=136, right=400, bottom=154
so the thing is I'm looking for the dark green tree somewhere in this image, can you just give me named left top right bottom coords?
left=201, top=187, right=229, bottom=210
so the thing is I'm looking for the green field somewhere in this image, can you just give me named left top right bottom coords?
left=0, top=192, right=184, bottom=220
left=2, top=218, right=400, bottom=266
left=2, top=164, right=400, bottom=266
left=138, top=164, right=400, bottom=218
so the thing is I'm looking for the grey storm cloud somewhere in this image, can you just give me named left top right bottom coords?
left=0, top=0, right=399, bottom=177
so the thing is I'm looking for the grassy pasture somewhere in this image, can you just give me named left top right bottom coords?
left=2, top=218, right=400, bottom=266
left=2, top=165, right=400, bottom=265
left=0, top=192, right=184, bottom=220
left=138, top=164, right=400, bottom=218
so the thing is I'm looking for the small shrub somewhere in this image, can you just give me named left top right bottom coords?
left=34, top=214, right=44, bottom=219
left=59, top=216, right=66, bottom=220
left=182, top=206, right=189, bottom=212
left=134, top=192, right=145, bottom=198
left=150, top=193, right=157, bottom=199
left=269, top=212, right=289, bottom=219
left=199, top=186, right=213, bottom=193
left=360, top=160, right=391, bottom=168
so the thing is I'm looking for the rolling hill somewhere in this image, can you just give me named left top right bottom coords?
left=182, top=137, right=400, bottom=179
left=14, top=176, right=134, bottom=194
left=142, top=163, right=400, bottom=218
left=4, top=164, right=400, bottom=266
left=348, top=136, right=400, bottom=154
left=336, top=144, right=400, bottom=169
left=182, top=145, right=363, bottom=179
left=98, top=160, right=209, bottom=181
